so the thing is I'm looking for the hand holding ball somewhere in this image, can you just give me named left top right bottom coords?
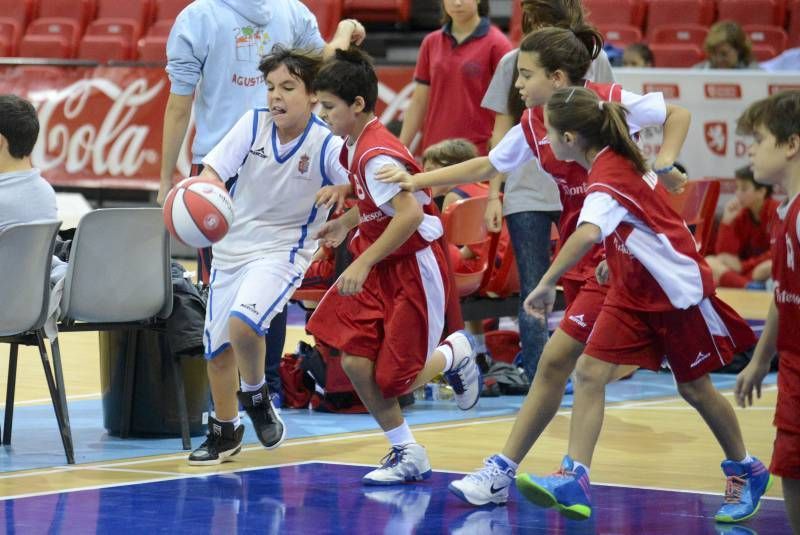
left=163, top=177, right=234, bottom=248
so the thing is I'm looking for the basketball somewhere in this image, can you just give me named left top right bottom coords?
left=163, top=177, right=234, bottom=248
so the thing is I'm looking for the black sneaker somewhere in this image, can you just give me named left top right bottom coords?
left=187, top=416, right=245, bottom=466
left=237, top=385, right=286, bottom=449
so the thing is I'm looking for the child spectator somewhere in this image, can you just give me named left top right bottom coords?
left=622, top=42, right=654, bottom=67
left=735, top=89, right=800, bottom=534
left=706, top=165, right=779, bottom=288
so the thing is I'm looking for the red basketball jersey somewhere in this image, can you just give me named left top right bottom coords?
left=772, top=194, right=800, bottom=354
left=519, top=81, right=623, bottom=283
left=339, top=119, right=437, bottom=259
left=586, top=149, right=715, bottom=311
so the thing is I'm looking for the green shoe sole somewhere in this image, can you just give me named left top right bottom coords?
left=515, top=474, right=592, bottom=520
left=714, top=474, right=774, bottom=523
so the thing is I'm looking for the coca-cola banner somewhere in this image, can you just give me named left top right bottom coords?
left=5, top=64, right=798, bottom=190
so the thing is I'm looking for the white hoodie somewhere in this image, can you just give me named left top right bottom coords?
left=166, top=0, right=325, bottom=163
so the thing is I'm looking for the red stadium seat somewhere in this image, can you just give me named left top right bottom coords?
left=743, top=24, right=788, bottom=55
left=92, top=0, right=152, bottom=40
left=442, top=197, right=491, bottom=298
left=789, top=0, right=800, bottom=47
left=35, top=0, right=95, bottom=32
left=0, top=0, right=34, bottom=55
left=146, top=19, right=173, bottom=37
left=598, top=23, right=643, bottom=47
left=18, top=34, right=72, bottom=58
left=152, top=0, right=192, bottom=23
left=584, top=0, right=646, bottom=27
left=650, top=42, right=705, bottom=67
left=716, top=0, right=786, bottom=27
left=300, top=0, right=343, bottom=41
left=751, top=43, right=779, bottom=60
left=650, top=23, right=709, bottom=47
left=20, top=19, right=81, bottom=58
left=646, top=0, right=715, bottom=37
left=137, top=35, right=167, bottom=62
left=343, top=0, right=410, bottom=23
left=77, top=34, right=130, bottom=61
left=664, top=179, right=720, bottom=256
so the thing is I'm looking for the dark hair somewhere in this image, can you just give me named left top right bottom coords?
left=734, top=164, right=773, bottom=196
left=546, top=86, right=648, bottom=174
left=422, top=138, right=478, bottom=168
left=519, top=26, right=603, bottom=85
left=440, top=0, right=490, bottom=25
left=312, top=47, right=378, bottom=113
left=705, top=20, right=753, bottom=66
left=0, top=95, right=39, bottom=159
left=737, top=90, right=800, bottom=145
left=624, top=43, right=653, bottom=66
left=520, top=0, right=585, bottom=34
left=258, top=45, right=322, bottom=90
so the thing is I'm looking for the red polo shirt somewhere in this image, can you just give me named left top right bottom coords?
left=413, top=17, right=512, bottom=155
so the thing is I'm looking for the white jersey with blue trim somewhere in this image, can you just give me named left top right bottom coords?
left=202, top=109, right=348, bottom=270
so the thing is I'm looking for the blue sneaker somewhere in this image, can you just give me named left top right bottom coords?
left=714, top=458, right=773, bottom=523
left=515, top=455, right=592, bottom=520
left=564, top=377, right=574, bottom=396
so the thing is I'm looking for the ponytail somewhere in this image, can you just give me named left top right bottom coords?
left=546, top=87, right=648, bottom=174
left=519, top=25, right=602, bottom=85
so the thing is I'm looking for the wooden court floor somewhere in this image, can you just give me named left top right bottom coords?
left=0, top=289, right=784, bottom=503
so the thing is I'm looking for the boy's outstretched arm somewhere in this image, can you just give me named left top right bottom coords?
left=524, top=222, right=601, bottom=319
left=735, top=297, right=778, bottom=407
left=336, top=191, right=423, bottom=296
left=376, top=157, right=498, bottom=192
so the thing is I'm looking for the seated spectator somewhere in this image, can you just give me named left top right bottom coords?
left=421, top=138, right=486, bottom=209
left=622, top=43, right=653, bottom=67
left=694, top=20, right=761, bottom=69
left=705, top=166, right=779, bottom=288
left=0, top=94, right=66, bottom=282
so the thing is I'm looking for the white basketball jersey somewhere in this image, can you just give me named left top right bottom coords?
left=204, top=110, right=345, bottom=270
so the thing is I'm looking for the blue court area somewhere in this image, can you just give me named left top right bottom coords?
left=0, top=462, right=789, bottom=534
left=0, top=371, right=778, bottom=472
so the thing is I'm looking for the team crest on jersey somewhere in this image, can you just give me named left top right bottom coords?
left=298, top=154, right=310, bottom=174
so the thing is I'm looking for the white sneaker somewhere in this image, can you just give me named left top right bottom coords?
left=451, top=507, right=511, bottom=535
left=441, top=330, right=481, bottom=410
left=362, top=443, right=432, bottom=485
left=448, top=455, right=516, bottom=506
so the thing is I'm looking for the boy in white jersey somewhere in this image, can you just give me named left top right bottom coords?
left=187, top=46, right=348, bottom=465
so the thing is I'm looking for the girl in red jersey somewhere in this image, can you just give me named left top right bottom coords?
left=378, top=24, right=689, bottom=511
left=735, top=90, right=800, bottom=534
left=518, top=86, right=768, bottom=524
left=307, top=48, right=482, bottom=485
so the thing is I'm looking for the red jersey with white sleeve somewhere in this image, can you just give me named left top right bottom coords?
left=772, top=193, right=800, bottom=354
left=489, top=81, right=665, bottom=284
left=579, top=148, right=714, bottom=311
left=340, top=118, right=443, bottom=258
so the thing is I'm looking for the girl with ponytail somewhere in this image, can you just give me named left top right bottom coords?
left=375, top=23, right=693, bottom=516
left=520, top=86, right=767, bottom=524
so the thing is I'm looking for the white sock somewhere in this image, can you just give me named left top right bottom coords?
left=216, top=414, right=241, bottom=428
left=497, top=453, right=518, bottom=472
left=738, top=453, right=754, bottom=464
left=573, top=460, right=590, bottom=475
left=474, top=333, right=487, bottom=354
left=385, top=421, right=415, bottom=447
left=241, top=377, right=266, bottom=392
left=436, top=344, right=454, bottom=372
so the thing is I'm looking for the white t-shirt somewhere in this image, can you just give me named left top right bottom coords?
left=203, top=110, right=348, bottom=270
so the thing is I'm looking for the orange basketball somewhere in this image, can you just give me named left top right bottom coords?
left=163, top=177, right=234, bottom=248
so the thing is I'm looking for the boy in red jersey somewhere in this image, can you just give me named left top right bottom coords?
left=735, top=90, right=800, bottom=534
left=307, top=48, right=481, bottom=485
left=518, top=86, right=768, bottom=524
